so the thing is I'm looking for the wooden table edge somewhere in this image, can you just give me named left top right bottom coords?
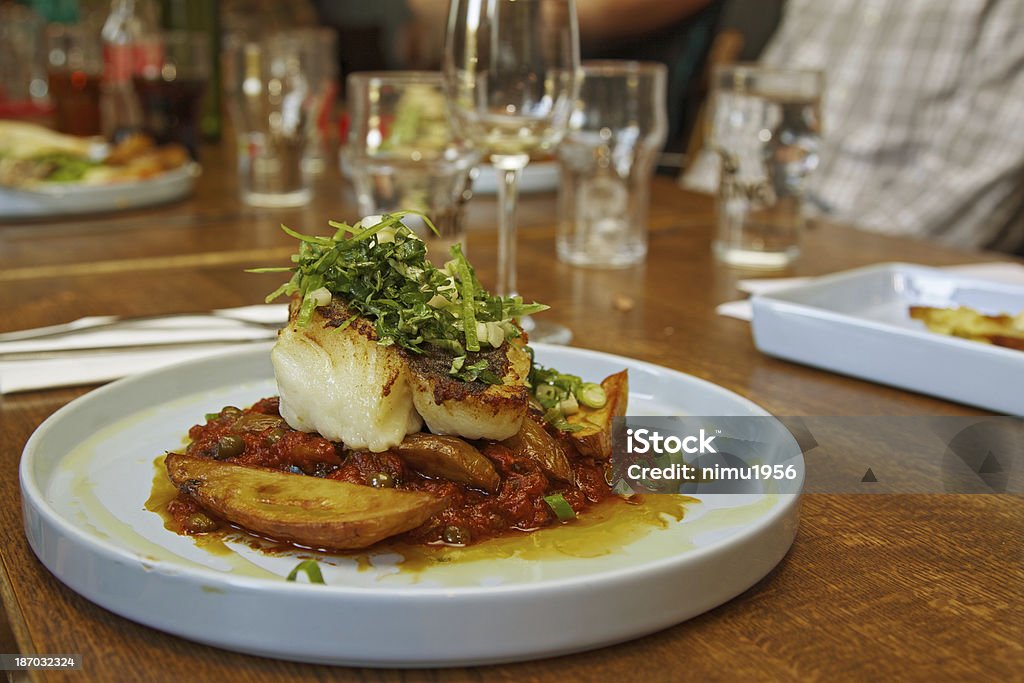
left=0, top=549, right=43, bottom=683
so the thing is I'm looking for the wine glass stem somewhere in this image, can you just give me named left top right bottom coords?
left=492, top=153, right=530, bottom=297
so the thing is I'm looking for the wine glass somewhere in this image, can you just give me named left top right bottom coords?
left=443, top=0, right=580, bottom=344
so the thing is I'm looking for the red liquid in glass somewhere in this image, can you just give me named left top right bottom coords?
left=49, top=70, right=103, bottom=137
left=132, top=76, right=205, bottom=159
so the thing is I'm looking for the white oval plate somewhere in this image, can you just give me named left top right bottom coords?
left=0, top=162, right=200, bottom=219
left=20, top=344, right=802, bottom=667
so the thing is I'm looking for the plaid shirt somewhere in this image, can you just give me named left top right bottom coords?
left=693, top=0, right=1024, bottom=252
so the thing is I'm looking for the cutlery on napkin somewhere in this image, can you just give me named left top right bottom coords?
left=716, top=262, right=1024, bottom=322
left=0, top=304, right=288, bottom=394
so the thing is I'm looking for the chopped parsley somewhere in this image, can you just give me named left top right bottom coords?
left=252, top=212, right=547, bottom=384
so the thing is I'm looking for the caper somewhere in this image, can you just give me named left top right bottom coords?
left=220, top=406, right=242, bottom=419
left=215, top=434, right=245, bottom=459
left=442, top=525, right=470, bottom=546
left=185, top=512, right=219, bottom=533
left=266, top=427, right=287, bottom=444
left=370, top=472, right=395, bottom=488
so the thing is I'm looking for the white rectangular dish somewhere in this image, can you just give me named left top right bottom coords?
left=751, top=262, right=1024, bottom=415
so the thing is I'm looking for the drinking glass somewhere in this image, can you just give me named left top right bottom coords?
left=133, top=30, right=210, bottom=159
left=280, top=27, right=338, bottom=175
left=443, top=0, right=580, bottom=344
left=222, top=33, right=312, bottom=207
left=342, top=71, right=479, bottom=265
left=708, top=65, right=824, bottom=269
left=557, top=60, right=667, bottom=267
left=46, top=23, right=103, bottom=136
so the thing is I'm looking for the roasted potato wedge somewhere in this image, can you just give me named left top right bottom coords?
left=501, top=416, right=573, bottom=482
left=910, top=305, right=1024, bottom=351
left=165, top=452, right=446, bottom=549
left=229, top=412, right=287, bottom=433
left=566, top=370, right=629, bottom=459
left=392, top=433, right=501, bottom=492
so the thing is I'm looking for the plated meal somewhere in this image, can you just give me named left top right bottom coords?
left=19, top=213, right=801, bottom=664
left=23, top=328, right=799, bottom=666
left=910, top=304, right=1024, bottom=351
left=156, top=213, right=630, bottom=551
left=0, top=121, right=189, bottom=189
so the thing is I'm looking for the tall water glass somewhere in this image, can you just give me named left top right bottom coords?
left=557, top=61, right=667, bottom=268
left=342, top=71, right=479, bottom=264
left=222, top=33, right=312, bottom=207
left=444, top=0, right=580, bottom=344
left=709, top=65, right=824, bottom=268
left=281, top=27, right=337, bottom=175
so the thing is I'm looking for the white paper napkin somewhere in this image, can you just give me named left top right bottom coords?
left=716, top=262, right=1024, bottom=322
left=0, top=305, right=287, bottom=394
left=0, top=316, right=277, bottom=355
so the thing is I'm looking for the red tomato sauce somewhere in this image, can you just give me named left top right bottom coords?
left=169, top=398, right=614, bottom=546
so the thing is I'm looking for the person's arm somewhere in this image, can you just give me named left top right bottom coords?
left=576, top=0, right=713, bottom=44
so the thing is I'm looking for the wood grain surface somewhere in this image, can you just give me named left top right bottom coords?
left=0, top=145, right=1020, bottom=682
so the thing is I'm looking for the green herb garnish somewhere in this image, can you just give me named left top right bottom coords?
left=252, top=213, right=548, bottom=384
left=31, top=151, right=97, bottom=182
left=286, top=559, right=326, bottom=584
left=528, top=358, right=606, bottom=431
left=543, top=493, right=577, bottom=521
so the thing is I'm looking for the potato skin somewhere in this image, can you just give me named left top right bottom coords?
left=501, top=416, right=574, bottom=482
left=392, top=433, right=501, bottom=492
left=566, top=370, right=629, bottom=459
left=165, top=453, right=447, bottom=549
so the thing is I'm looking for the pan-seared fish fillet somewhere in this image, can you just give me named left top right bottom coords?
left=273, top=293, right=531, bottom=447
left=406, top=338, right=530, bottom=441
left=272, top=301, right=422, bottom=452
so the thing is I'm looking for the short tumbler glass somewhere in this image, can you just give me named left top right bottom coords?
left=342, top=71, right=479, bottom=263
left=708, top=64, right=824, bottom=269
left=556, top=61, right=667, bottom=268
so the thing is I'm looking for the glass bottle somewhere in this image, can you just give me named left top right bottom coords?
left=100, top=0, right=160, bottom=140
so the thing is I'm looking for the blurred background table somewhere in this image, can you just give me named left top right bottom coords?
left=0, top=144, right=1020, bottom=681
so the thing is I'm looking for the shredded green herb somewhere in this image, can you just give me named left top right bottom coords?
left=286, top=559, right=326, bottom=584
left=251, top=212, right=548, bottom=384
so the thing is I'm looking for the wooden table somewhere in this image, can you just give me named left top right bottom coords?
left=0, top=145, right=1020, bottom=681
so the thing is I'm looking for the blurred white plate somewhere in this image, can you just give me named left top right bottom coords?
left=0, top=162, right=200, bottom=219
left=751, top=262, right=1024, bottom=414
left=21, top=343, right=801, bottom=667
left=473, top=160, right=560, bottom=194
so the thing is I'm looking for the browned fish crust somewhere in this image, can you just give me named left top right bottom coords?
left=288, top=296, right=527, bottom=404
left=404, top=344, right=517, bottom=402
left=315, top=300, right=379, bottom=340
